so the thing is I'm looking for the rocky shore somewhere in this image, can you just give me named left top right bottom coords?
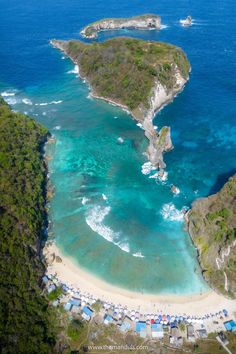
left=186, top=174, right=236, bottom=298
left=80, top=14, right=161, bottom=39
left=50, top=38, right=189, bottom=171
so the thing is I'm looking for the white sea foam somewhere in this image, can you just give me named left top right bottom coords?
left=22, top=98, right=33, bottom=105
left=151, top=171, right=168, bottom=182
left=1, top=91, right=19, bottom=105
left=114, top=116, right=118, bottom=119
left=4, top=97, right=19, bottom=105
left=51, top=100, right=62, bottom=104
left=149, top=172, right=159, bottom=179
left=132, top=252, right=145, bottom=258
left=1, top=91, right=16, bottom=97
left=136, top=122, right=144, bottom=129
left=87, top=93, right=93, bottom=100
left=53, top=125, right=61, bottom=130
left=160, top=203, right=187, bottom=221
left=61, top=56, right=65, bottom=60
left=141, top=161, right=156, bottom=175
left=82, top=197, right=90, bottom=205
left=67, top=65, right=79, bottom=74
left=36, top=100, right=63, bottom=106
left=117, top=137, right=124, bottom=144
left=173, top=187, right=180, bottom=195
left=118, top=242, right=130, bottom=253
left=102, top=194, right=108, bottom=201
left=85, top=205, right=129, bottom=253
left=42, top=112, right=47, bottom=116
left=161, top=24, right=169, bottom=29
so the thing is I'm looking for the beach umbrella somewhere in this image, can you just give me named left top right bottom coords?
left=170, top=316, right=175, bottom=322
left=131, top=315, right=135, bottom=321
left=167, top=315, right=171, bottom=322
left=158, top=315, right=162, bottom=321
left=154, top=315, right=158, bottom=320
left=162, top=315, right=166, bottom=321
left=223, top=309, right=228, bottom=316
left=151, top=319, right=155, bottom=324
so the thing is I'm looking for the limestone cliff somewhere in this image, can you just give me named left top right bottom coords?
left=50, top=37, right=190, bottom=170
left=80, top=14, right=161, bottom=39
left=187, top=175, right=236, bottom=298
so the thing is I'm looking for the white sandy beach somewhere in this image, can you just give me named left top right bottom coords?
left=44, top=242, right=236, bottom=316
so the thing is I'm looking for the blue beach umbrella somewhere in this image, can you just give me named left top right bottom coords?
left=223, top=309, right=228, bottom=316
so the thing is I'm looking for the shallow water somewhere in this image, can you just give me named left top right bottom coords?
left=1, top=0, right=235, bottom=294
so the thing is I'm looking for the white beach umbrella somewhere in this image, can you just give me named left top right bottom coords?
left=131, top=315, right=135, bottom=321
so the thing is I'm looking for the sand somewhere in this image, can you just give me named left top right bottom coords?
left=44, top=242, right=236, bottom=316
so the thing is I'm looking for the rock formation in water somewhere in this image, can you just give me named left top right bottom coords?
left=186, top=174, right=236, bottom=298
left=80, top=14, right=161, bottom=39
left=51, top=37, right=190, bottom=170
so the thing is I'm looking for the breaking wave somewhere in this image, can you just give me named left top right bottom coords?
left=1, top=91, right=16, bottom=97
left=67, top=65, right=79, bottom=74
left=141, top=161, right=156, bottom=175
left=35, top=100, right=63, bottom=106
left=1, top=91, right=19, bottom=105
left=160, top=203, right=187, bottom=222
left=161, top=24, right=169, bottom=29
left=53, top=125, right=61, bottom=130
left=132, top=252, right=145, bottom=258
left=85, top=205, right=130, bottom=253
left=82, top=197, right=90, bottom=205
left=22, top=98, right=33, bottom=105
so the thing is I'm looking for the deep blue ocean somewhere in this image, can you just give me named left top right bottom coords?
left=1, top=0, right=235, bottom=294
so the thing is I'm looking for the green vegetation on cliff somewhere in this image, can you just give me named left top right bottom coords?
left=81, top=14, right=161, bottom=38
left=0, top=98, right=56, bottom=352
left=188, top=175, right=236, bottom=297
left=54, top=37, right=190, bottom=116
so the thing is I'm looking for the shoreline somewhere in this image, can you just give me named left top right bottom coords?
left=44, top=241, right=236, bottom=316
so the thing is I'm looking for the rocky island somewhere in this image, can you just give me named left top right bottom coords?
left=80, top=14, right=161, bottom=39
left=51, top=37, right=190, bottom=170
left=187, top=174, right=236, bottom=298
